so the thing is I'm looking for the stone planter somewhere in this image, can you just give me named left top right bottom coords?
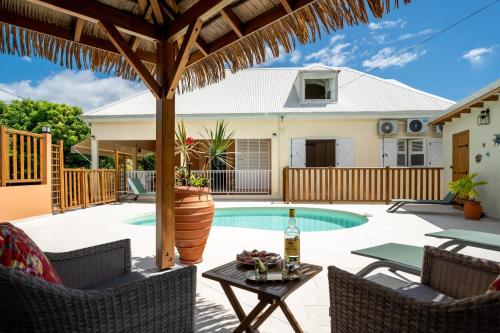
left=174, top=186, right=214, bottom=264
left=463, top=200, right=482, bottom=220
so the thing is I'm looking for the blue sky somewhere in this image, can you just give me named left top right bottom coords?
left=0, top=0, right=498, bottom=111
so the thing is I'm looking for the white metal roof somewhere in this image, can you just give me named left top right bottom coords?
left=83, top=65, right=454, bottom=120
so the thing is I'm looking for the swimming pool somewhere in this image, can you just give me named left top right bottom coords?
left=126, top=207, right=368, bottom=232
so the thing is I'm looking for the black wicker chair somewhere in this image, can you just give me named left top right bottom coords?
left=328, top=246, right=500, bottom=333
left=0, top=239, right=196, bottom=333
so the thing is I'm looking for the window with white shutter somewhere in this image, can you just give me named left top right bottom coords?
left=235, top=139, right=271, bottom=170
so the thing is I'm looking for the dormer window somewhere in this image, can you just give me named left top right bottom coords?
left=304, top=79, right=332, bottom=100
left=297, top=69, right=339, bottom=104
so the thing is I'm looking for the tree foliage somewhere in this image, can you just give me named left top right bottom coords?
left=0, top=99, right=90, bottom=168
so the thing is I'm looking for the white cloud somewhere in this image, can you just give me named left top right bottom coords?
left=289, top=50, right=302, bottom=64
left=304, top=35, right=354, bottom=67
left=462, top=47, right=494, bottom=64
left=372, top=34, right=388, bottom=44
left=0, top=70, right=144, bottom=111
left=398, top=29, right=434, bottom=41
left=368, top=19, right=406, bottom=30
left=21, top=56, right=32, bottom=62
left=362, top=47, right=426, bottom=70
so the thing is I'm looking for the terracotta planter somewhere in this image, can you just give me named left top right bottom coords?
left=463, top=200, right=482, bottom=220
left=174, top=186, right=214, bottom=264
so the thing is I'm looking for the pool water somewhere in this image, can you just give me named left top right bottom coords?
left=126, top=207, right=367, bottom=232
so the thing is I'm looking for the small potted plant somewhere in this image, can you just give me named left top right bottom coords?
left=448, top=173, right=488, bottom=220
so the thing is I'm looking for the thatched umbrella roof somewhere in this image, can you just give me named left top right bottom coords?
left=0, top=0, right=410, bottom=93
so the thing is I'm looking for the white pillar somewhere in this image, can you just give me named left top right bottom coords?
left=91, top=136, right=99, bottom=169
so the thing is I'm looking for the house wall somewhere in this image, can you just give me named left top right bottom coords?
left=91, top=117, right=431, bottom=199
left=0, top=184, right=52, bottom=221
left=442, top=100, right=500, bottom=218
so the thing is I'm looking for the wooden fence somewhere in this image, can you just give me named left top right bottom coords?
left=283, top=167, right=443, bottom=204
left=0, top=127, right=47, bottom=186
left=61, top=168, right=116, bottom=211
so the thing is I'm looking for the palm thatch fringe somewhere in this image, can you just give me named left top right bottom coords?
left=0, top=0, right=410, bottom=95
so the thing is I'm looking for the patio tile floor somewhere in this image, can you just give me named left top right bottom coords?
left=15, top=201, right=500, bottom=332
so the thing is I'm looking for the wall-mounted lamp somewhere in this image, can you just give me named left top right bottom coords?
left=41, top=125, right=51, bottom=133
left=477, top=109, right=490, bottom=126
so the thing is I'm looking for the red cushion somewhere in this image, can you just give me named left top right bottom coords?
left=487, top=274, right=500, bottom=293
left=0, top=223, right=62, bottom=285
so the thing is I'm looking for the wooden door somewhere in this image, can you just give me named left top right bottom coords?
left=452, top=130, right=469, bottom=181
left=306, top=140, right=335, bottom=167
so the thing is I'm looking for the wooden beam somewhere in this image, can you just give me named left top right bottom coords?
left=149, top=0, right=165, bottom=25
left=482, top=94, right=498, bottom=101
left=186, top=0, right=316, bottom=67
left=73, top=18, right=85, bottom=42
left=280, top=0, right=294, bottom=13
left=167, top=19, right=203, bottom=98
left=470, top=102, right=484, bottom=108
left=220, top=8, right=244, bottom=38
left=460, top=108, right=471, bottom=114
left=195, top=37, right=209, bottom=56
left=0, top=9, right=156, bottom=63
left=99, top=20, right=161, bottom=98
left=27, top=0, right=161, bottom=41
left=155, top=40, right=176, bottom=270
left=167, top=0, right=234, bottom=42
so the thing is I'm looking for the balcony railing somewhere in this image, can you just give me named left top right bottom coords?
left=126, top=170, right=271, bottom=194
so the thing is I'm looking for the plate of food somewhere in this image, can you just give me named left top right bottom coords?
left=236, top=249, right=281, bottom=266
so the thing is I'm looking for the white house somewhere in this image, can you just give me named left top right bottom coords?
left=430, top=79, right=500, bottom=218
left=79, top=65, right=454, bottom=199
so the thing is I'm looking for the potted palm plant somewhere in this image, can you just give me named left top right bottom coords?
left=448, top=172, right=488, bottom=220
left=174, top=121, right=214, bottom=264
left=199, top=120, right=235, bottom=191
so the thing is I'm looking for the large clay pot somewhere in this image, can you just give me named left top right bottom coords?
left=174, top=186, right=214, bottom=264
left=463, top=200, right=482, bottom=220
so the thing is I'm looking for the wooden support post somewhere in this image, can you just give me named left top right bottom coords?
left=0, top=127, right=8, bottom=186
left=155, top=39, right=176, bottom=269
left=385, top=166, right=390, bottom=204
left=283, top=167, right=289, bottom=203
left=41, top=132, right=50, bottom=185
left=114, top=149, right=119, bottom=196
left=58, top=140, right=66, bottom=213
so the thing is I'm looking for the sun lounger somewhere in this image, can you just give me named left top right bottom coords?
left=127, top=178, right=156, bottom=200
left=351, top=243, right=423, bottom=277
left=387, top=192, right=456, bottom=213
left=353, top=229, right=500, bottom=277
left=426, top=228, right=500, bottom=253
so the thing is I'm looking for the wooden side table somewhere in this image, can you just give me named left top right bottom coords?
left=202, top=261, right=322, bottom=333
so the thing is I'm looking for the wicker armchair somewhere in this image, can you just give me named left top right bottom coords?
left=0, top=239, right=196, bottom=333
left=328, top=246, right=500, bottom=333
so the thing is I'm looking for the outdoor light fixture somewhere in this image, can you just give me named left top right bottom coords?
left=41, top=125, right=51, bottom=133
left=477, top=109, right=490, bottom=126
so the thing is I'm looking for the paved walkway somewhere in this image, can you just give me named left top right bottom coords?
left=16, top=202, right=500, bottom=333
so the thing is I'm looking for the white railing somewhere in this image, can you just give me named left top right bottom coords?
left=125, top=170, right=271, bottom=194
left=192, top=170, right=271, bottom=194
left=126, top=170, right=156, bottom=193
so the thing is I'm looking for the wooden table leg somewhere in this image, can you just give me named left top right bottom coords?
left=220, top=283, right=256, bottom=333
left=233, top=301, right=268, bottom=333
left=251, top=300, right=280, bottom=330
left=279, top=301, right=304, bottom=333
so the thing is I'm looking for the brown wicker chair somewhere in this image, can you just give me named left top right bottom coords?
left=0, top=239, right=196, bottom=333
left=328, top=246, right=500, bottom=333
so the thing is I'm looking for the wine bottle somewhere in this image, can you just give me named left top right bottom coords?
left=283, top=208, right=300, bottom=279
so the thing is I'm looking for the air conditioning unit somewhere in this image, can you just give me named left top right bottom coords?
left=378, top=120, right=399, bottom=136
left=406, top=118, right=428, bottom=135
left=432, top=124, right=444, bottom=136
